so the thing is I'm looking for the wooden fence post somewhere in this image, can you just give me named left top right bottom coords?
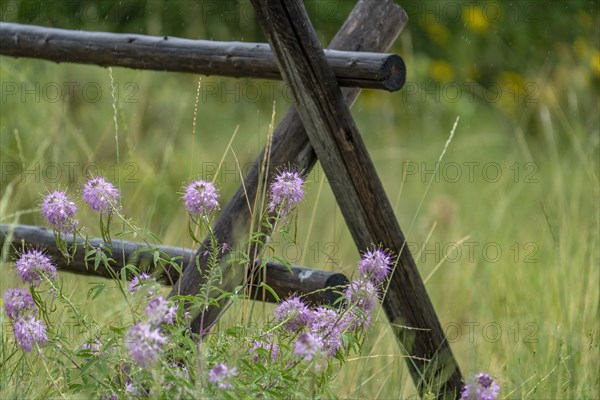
left=0, top=1, right=463, bottom=397
left=249, top=0, right=462, bottom=398
left=169, top=0, right=407, bottom=332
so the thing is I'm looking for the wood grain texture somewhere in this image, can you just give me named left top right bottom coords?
left=0, top=224, right=347, bottom=306
left=0, top=22, right=405, bottom=91
left=250, top=0, right=462, bottom=398
left=169, top=0, right=407, bottom=335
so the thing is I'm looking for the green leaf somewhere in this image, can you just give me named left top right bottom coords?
left=188, top=221, right=202, bottom=244
left=87, top=282, right=106, bottom=300
left=94, top=250, right=102, bottom=270
left=109, top=325, right=126, bottom=335
left=259, top=282, right=280, bottom=302
left=115, top=230, right=134, bottom=238
left=120, top=265, right=129, bottom=282
left=146, top=230, right=163, bottom=244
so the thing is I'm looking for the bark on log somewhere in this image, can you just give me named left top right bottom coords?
left=0, top=224, right=347, bottom=306
left=0, top=22, right=405, bottom=91
left=170, top=0, right=408, bottom=333
left=249, top=0, right=461, bottom=398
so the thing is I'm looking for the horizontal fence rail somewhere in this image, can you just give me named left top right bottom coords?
left=0, top=22, right=406, bottom=91
left=0, top=224, right=348, bottom=306
left=0, top=1, right=462, bottom=397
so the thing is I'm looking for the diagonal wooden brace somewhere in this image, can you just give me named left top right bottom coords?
left=249, top=0, right=462, bottom=398
left=170, top=0, right=408, bottom=331
left=166, top=0, right=462, bottom=398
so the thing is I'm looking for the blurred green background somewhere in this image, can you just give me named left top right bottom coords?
left=1, top=0, right=598, bottom=398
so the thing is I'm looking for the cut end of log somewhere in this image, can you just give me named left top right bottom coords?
left=382, top=54, right=407, bottom=91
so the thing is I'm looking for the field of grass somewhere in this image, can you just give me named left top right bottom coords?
left=1, top=2, right=599, bottom=399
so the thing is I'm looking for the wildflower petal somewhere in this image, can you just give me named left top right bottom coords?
left=183, top=180, right=220, bottom=217
left=3, top=288, right=35, bottom=321
left=268, top=169, right=304, bottom=218
left=41, top=191, right=78, bottom=233
left=13, top=315, right=48, bottom=352
left=82, top=177, right=120, bottom=215
left=126, top=322, right=166, bottom=367
left=15, top=249, right=57, bottom=286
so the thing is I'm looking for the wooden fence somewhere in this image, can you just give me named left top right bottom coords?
left=0, top=0, right=462, bottom=397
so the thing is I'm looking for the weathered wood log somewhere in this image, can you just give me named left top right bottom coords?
left=0, top=224, right=347, bottom=305
left=249, top=0, right=461, bottom=398
left=170, top=0, right=408, bottom=332
left=0, top=22, right=405, bottom=91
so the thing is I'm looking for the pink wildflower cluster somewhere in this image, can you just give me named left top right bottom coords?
left=461, top=373, right=500, bottom=400
left=209, top=363, right=238, bottom=389
left=3, top=288, right=47, bottom=352
left=268, top=168, right=304, bottom=218
left=82, top=177, right=120, bottom=215
left=41, top=190, right=78, bottom=233
left=126, top=294, right=176, bottom=367
left=270, top=247, right=393, bottom=362
left=183, top=179, right=220, bottom=217
left=15, top=249, right=57, bottom=286
left=40, top=177, right=121, bottom=233
left=3, top=250, right=59, bottom=352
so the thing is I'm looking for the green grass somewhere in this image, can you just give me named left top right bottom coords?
left=1, top=26, right=598, bottom=399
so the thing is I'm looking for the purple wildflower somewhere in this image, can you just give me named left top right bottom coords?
left=309, top=306, right=343, bottom=356
left=183, top=180, right=219, bottom=217
left=274, top=296, right=313, bottom=331
left=169, top=362, right=190, bottom=380
left=163, top=363, right=190, bottom=398
left=268, top=169, right=304, bottom=217
left=41, top=190, right=78, bottom=233
left=209, top=363, right=238, bottom=389
left=12, top=314, right=48, bottom=352
left=3, top=288, right=35, bottom=321
left=81, top=340, right=102, bottom=353
left=82, top=177, right=120, bottom=215
left=15, top=249, right=57, bottom=286
left=250, top=336, right=279, bottom=362
left=107, top=392, right=119, bottom=400
left=341, top=308, right=372, bottom=332
left=358, top=248, right=393, bottom=284
left=345, top=278, right=379, bottom=313
left=81, top=342, right=96, bottom=352
left=129, top=272, right=152, bottom=293
left=460, top=373, right=500, bottom=400
left=294, top=332, right=323, bottom=361
left=220, top=242, right=230, bottom=254
left=126, top=322, right=166, bottom=367
left=80, top=341, right=102, bottom=362
left=146, top=296, right=177, bottom=326
left=125, top=382, right=137, bottom=395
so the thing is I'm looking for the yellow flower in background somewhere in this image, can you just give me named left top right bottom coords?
left=463, top=5, right=489, bottom=33
left=574, top=37, right=590, bottom=59
left=577, top=10, right=593, bottom=29
left=574, top=37, right=600, bottom=78
left=592, top=51, right=600, bottom=78
left=498, top=71, right=526, bottom=94
left=429, top=60, right=454, bottom=83
left=496, top=70, right=527, bottom=114
left=423, top=20, right=449, bottom=46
